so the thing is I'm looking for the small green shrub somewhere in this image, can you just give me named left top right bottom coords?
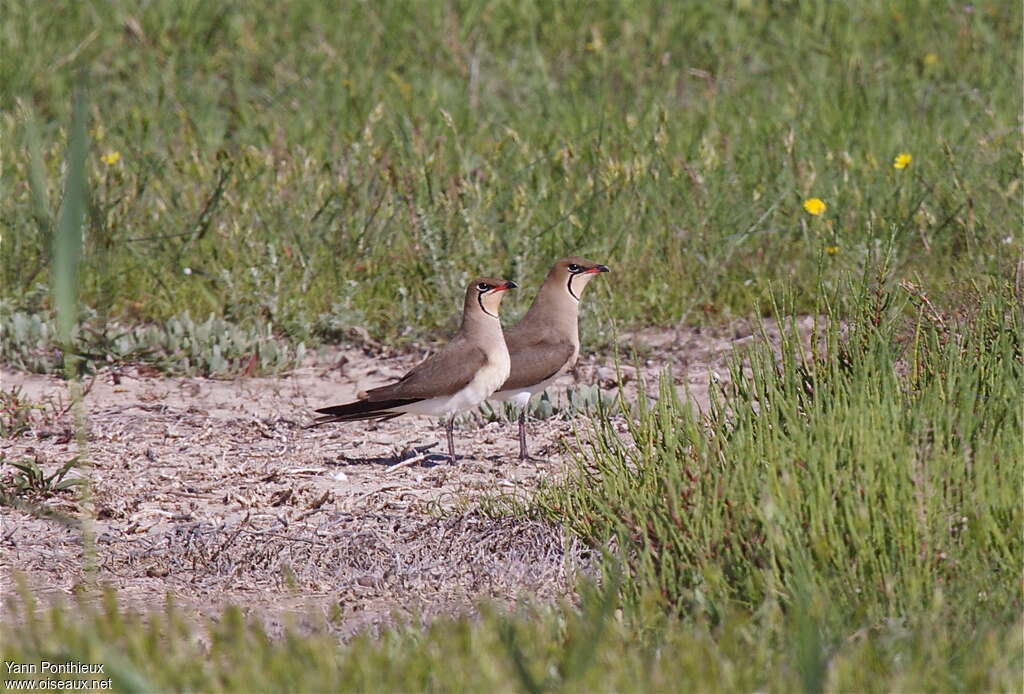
left=0, top=305, right=306, bottom=376
left=478, top=384, right=619, bottom=424
left=1, top=456, right=84, bottom=500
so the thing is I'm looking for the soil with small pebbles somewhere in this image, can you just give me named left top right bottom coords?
left=0, top=318, right=811, bottom=636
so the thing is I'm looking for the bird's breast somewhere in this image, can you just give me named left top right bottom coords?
left=474, top=346, right=511, bottom=397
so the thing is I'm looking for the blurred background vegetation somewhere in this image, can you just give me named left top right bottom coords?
left=2, top=0, right=1020, bottom=370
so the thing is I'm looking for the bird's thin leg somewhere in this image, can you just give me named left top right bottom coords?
left=446, top=416, right=456, bottom=463
left=518, top=408, right=528, bottom=462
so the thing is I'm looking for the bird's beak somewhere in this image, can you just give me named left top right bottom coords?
left=495, top=281, right=518, bottom=291
left=586, top=265, right=610, bottom=274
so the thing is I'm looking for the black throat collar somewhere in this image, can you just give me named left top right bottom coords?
left=477, top=291, right=499, bottom=318
left=566, top=273, right=582, bottom=302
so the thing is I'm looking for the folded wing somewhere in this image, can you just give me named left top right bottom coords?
left=312, top=338, right=489, bottom=425
left=500, top=330, right=575, bottom=392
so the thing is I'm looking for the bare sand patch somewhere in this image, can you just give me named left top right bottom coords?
left=1, top=319, right=808, bottom=633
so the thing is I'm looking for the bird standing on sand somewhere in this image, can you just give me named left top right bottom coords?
left=491, top=257, right=610, bottom=461
left=311, top=277, right=517, bottom=462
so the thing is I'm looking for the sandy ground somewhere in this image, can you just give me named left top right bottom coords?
left=0, top=318, right=808, bottom=634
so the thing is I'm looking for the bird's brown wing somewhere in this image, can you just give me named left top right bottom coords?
left=364, top=337, right=489, bottom=401
left=501, top=330, right=575, bottom=392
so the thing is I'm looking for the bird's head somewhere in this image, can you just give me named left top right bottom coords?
left=548, top=257, right=610, bottom=302
left=468, top=277, right=517, bottom=319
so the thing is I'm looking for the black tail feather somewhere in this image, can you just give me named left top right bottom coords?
left=308, top=398, right=420, bottom=427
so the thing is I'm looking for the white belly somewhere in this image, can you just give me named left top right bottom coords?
left=396, top=351, right=510, bottom=418
left=490, top=357, right=572, bottom=409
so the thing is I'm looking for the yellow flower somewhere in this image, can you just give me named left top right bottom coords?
left=803, top=198, right=827, bottom=216
left=893, top=152, right=912, bottom=169
left=101, top=151, right=121, bottom=165
left=923, top=53, right=939, bottom=67
left=826, top=245, right=839, bottom=255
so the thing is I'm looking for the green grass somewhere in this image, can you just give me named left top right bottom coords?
left=2, top=0, right=1021, bottom=364
left=2, top=580, right=1019, bottom=693
left=536, top=273, right=1022, bottom=623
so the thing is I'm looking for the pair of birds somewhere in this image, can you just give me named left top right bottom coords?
left=311, top=257, right=610, bottom=462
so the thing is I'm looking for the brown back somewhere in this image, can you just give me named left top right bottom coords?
left=365, top=334, right=489, bottom=400
left=366, top=277, right=512, bottom=400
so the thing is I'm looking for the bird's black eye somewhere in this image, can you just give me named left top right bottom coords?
left=568, top=263, right=581, bottom=273
left=476, top=282, right=491, bottom=292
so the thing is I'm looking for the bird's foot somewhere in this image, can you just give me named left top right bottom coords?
left=428, top=441, right=461, bottom=464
